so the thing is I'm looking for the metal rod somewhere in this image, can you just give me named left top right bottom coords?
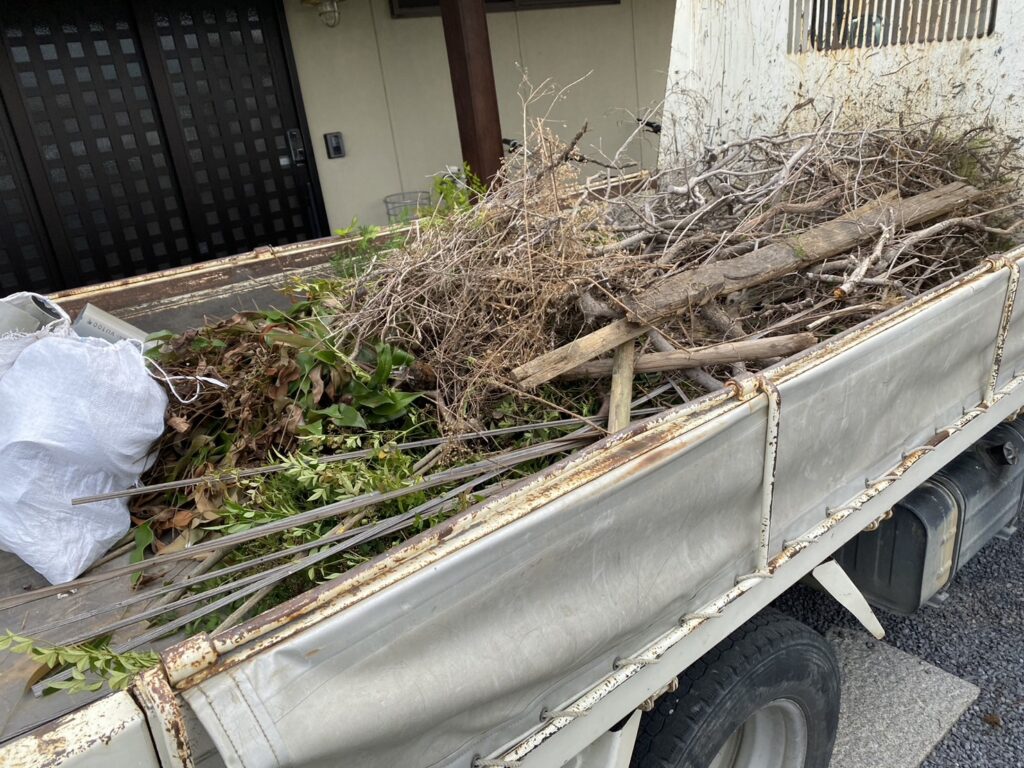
left=951, top=0, right=964, bottom=39
left=971, top=0, right=984, bottom=38
left=757, top=377, right=782, bottom=572
left=71, top=409, right=663, bottom=506
left=22, top=527, right=374, bottom=637
left=27, top=468, right=514, bottom=641
left=212, top=585, right=273, bottom=634
left=893, top=0, right=905, bottom=44
left=828, top=0, right=838, bottom=48
left=980, top=0, right=993, bottom=38
left=23, top=397, right=672, bottom=632
left=985, top=260, right=1020, bottom=404
left=917, top=0, right=933, bottom=41
left=33, top=470, right=503, bottom=695
left=25, top=387, right=688, bottom=693
left=1, top=436, right=592, bottom=611
left=17, top=392, right=680, bottom=615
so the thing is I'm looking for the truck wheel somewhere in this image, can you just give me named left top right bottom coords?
left=631, top=609, right=840, bottom=768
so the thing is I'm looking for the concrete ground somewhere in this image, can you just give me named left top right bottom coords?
left=825, top=627, right=978, bottom=768
left=775, top=522, right=1023, bottom=768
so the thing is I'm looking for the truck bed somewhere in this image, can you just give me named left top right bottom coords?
left=167, top=249, right=1024, bottom=766
left=3, top=245, right=1023, bottom=768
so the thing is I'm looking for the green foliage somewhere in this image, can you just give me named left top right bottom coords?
left=0, top=631, right=159, bottom=693
left=132, top=180, right=602, bottom=650
left=332, top=217, right=390, bottom=279
left=432, top=164, right=485, bottom=214
left=130, top=522, right=154, bottom=587
left=215, top=442, right=423, bottom=539
left=334, top=217, right=380, bottom=241
left=150, top=307, right=420, bottom=482
left=328, top=165, right=485, bottom=278
left=173, top=437, right=436, bottom=631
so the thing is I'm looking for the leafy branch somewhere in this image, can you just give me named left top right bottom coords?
left=0, top=630, right=159, bottom=693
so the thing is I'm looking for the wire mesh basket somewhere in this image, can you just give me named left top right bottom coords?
left=384, top=191, right=431, bottom=224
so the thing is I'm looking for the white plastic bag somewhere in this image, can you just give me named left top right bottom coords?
left=0, top=292, right=71, bottom=378
left=0, top=335, right=167, bottom=584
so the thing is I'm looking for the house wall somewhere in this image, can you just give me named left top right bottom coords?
left=282, top=0, right=675, bottom=230
left=661, top=0, right=1021, bottom=162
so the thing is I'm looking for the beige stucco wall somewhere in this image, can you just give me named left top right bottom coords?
left=282, top=0, right=675, bottom=229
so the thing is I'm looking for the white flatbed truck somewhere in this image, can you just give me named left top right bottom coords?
left=3, top=2, right=1023, bottom=767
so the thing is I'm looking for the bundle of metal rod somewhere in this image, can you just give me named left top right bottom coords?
left=2, top=434, right=595, bottom=612
left=32, top=468, right=510, bottom=695
left=9, top=384, right=681, bottom=616
left=72, top=407, right=668, bottom=506
left=21, top=383, right=686, bottom=694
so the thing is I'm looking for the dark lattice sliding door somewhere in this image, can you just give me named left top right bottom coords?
left=0, top=0, right=323, bottom=292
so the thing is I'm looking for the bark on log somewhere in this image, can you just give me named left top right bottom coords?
left=560, top=333, right=817, bottom=379
left=512, top=183, right=980, bottom=388
left=623, top=183, right=978, bottom=323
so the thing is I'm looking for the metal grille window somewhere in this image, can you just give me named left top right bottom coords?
left=788, top=0, right=998, bottom=53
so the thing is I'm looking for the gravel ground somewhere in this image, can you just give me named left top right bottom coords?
left=774, top=522, right=1023, bottom=768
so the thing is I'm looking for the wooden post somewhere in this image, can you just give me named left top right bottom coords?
left=607, top=341, right=635, bottom=433
left=440, top=0, right=504, bottom=184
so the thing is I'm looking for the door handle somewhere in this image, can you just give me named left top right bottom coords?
left=285, top=129, right=306, bottom=167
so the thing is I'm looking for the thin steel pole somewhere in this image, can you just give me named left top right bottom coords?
left=1, top=436, right=591, bottom=611
left=951, top=0, right=964, bottom=39
left=757, top=378, right=782, bottom=572
left=72, top=408, right=662, bottom=506
left=917, top=0, right=933, bottom=41
left=32, top=470, right=503, bottom=695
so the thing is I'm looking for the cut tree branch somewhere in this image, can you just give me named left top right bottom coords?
left=560, top=333, right=817, bottom=379
left=512, top=182, right=980, bottom=388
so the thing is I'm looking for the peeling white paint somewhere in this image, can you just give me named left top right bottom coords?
left=661, top=0, right=1023, bottom=160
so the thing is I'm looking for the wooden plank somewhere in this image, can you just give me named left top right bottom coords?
left=561, top=333, right=818, bottom=379
left=516, top=319, right=649, bottom=389
left=440, top=0, right=504, bottom=183
left=512, top=183, right=980, bottom=388
left=607, top=341, right=635, bottom=432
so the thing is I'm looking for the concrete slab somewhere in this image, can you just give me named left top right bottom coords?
left=827, top=627, right=979, bottom=768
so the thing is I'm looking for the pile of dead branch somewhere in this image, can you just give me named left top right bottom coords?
left=333, top=128, right=642, bottom=431
left=335, top=118, right=1022, bottom=430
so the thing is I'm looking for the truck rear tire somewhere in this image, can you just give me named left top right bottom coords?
left=630, top=609, right=840, bottom=768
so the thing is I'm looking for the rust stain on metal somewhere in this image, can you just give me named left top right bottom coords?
left=985, top=258, right=1020, bottom=403
left=181, top=392, right=737, bottom=685
left=756, top=375, right=781, bottom=572
left=48, top=173, right=651, bottom=318
left=49, top=235, right=355, bottom=317
left=491, top=428, right=970, bottom=763
left=485, top=365, right=1024, bottom=766
left=161, top=633, right=218, bottom=687
left=0, top=694, right=140, bottom=768
left=132, top=666, right=194, bottom=767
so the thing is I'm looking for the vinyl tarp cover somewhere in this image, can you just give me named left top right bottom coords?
left=185, top=407, right=766, bottom=768
left=183, top=266, right=1012, bottom=768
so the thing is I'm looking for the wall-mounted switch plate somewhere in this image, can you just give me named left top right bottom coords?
left=324, top=132, right=346, bottom=159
